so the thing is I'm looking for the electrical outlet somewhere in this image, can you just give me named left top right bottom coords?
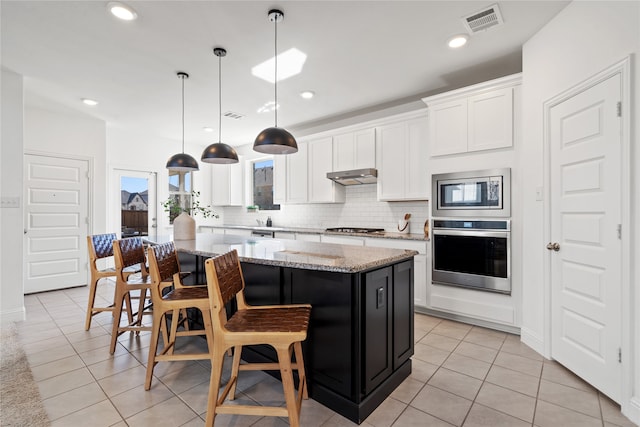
left=1, top=197, right=21, bottom=208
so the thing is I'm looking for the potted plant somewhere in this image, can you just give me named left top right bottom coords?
left=162, top=191, right=218, bottom=240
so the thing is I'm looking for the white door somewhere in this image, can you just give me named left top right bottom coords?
left=24, top=154, right=89, bottom=293
left=549, top=73, right=622, bottom=401
left=113, top=169, right=157, bottom=237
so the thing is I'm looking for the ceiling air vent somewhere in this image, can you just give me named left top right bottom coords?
left=462, top=4, right=504, bottom=33
left=223, top=111, right=245, bottom=120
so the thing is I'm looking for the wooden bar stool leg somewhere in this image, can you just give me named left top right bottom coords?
left=145, top=310, right=164, bottom=390
left=84, top=275, right=99, bottom=330
left=135, top=288, right=148, bottom=331
left=294, top=341, right=309, bottom=399
left=228, top=345, right=243, bottom=400
left=205, top=344, right=228, bottom=427
left=277, top=345, right=300, bottom=427
left=166, top=308, right=180, bottom=356
left=110, top=286, right=126, bottom=354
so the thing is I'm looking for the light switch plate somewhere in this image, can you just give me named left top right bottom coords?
left=1, top=197, right=21, bottom=208
left=535, top=187, right=543, bottom=201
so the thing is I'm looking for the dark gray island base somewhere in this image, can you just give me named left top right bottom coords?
left=149, top=233, right=416, bottom=424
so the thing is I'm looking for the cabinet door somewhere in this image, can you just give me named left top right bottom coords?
left=429, top=98, right=468, bottom=156
left=354, top=128, right=376, bottom=169
left=413, top=254, right=427, bottom=308
left=286, top=142, right=308, bottom=203
left=393, top=261, right=414, bottom=370
left=467, top=87, right=513, bottom=152
left=376, top=123, right=406, bottom=201
left=211, top=164, right=230, bottom=206
left=273, top=155, right=286, bottom=204
left=333, top=133, right=356, bottom=171
left=308, top=137, right=344, bottom=203
left=228, top=161, right=243, bottom=206
left=405, top=117, right=429, bottom=200
left=364, top=266, right=393, bottom=394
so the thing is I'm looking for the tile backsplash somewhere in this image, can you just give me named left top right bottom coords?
left=220, top=185, right=429, bottom=234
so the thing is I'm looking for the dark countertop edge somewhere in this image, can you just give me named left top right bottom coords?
left=200, top=225, right=430, bottom=241
left=179, top=247, right=418, bottom=273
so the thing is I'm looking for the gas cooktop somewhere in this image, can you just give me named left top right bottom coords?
left=325, top=227, right=384, bottom=234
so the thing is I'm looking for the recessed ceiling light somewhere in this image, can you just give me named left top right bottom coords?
left=82, top=98, right=98, bottom=106
left=203, top=127, right=214, bottom=133
left=300, top=91, right=315, bottom=99
left=448, top=34, right=469, bottom=49
left=252, top=48, right=307, bottom=83
left=108, top=2, right=138, bottom=21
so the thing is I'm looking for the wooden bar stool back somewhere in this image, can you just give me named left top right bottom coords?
left=109, top=237, right=153, bottom=354
left=204, top=250, right=311, bottom=427
left=145, top=242, right=214, bottom=390
left=85, top=233, right=118, bottom=330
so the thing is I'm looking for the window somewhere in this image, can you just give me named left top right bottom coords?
left=252, top=159, right=279, bottom=210
left=167, top=171, right=192, bottom=223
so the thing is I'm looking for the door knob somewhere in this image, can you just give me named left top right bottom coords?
left=546, top=242, right=560, bottom=251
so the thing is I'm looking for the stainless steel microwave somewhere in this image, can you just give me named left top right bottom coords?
left=432, top=168, right=511, bottom=217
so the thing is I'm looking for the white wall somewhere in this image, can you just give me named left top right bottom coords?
left=0, top=68, right=25, bottom=323
left=24, top=106, right=108, bottom=234
left=522, top=1, right=639, bottom=422
left=221, top=184, right=429, bottom=233
left=106, top=126, right=223, bottom=233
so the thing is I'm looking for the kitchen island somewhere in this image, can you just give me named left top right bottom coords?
left=148, top=233, right=416, bottom=424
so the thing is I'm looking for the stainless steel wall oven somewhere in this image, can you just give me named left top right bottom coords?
left=432, top=219, right=511, bottom=294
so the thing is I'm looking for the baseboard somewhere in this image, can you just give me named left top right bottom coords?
left=415, top=306, right=520, bottom=335
left=623, top=396, right=640, bottom=426
left=1, top=307, right=26, bottom=323
left=520, top=326, right=547, bottom=358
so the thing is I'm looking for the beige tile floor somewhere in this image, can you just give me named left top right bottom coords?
left=11, top=282, right=638, bottom=427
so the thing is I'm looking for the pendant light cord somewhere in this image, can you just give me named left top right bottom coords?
left=274, top=15, right=278, bottom=127
left=218, top=53, right=222, bottom=143
left=181, top=75, right=185, bottom=154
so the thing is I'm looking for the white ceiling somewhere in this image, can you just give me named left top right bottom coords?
left=1, top=1, right=569, bottom=150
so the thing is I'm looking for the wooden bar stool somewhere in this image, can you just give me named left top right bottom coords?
left=145, top=241, right=214, bottom=390
left=85, top=234, right=118, bottom=330
left=109, top=237, right=153, bottom=354
left=204, top=250, right=311, bottom=427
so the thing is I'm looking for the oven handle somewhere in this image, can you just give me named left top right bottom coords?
left=432, top=229, right=510, bottom=238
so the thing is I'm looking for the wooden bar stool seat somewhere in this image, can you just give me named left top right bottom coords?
left=145, top=241, right=214, bottom=390
left=204, top=250, right=311, bottom=427
left=109, top=237, right=153, bottom=354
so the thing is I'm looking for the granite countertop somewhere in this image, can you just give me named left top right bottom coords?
left=200, top=224, right=429, bottom=241
left=146, top=233, right=417, bottom=273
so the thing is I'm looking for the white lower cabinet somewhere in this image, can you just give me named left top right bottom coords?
left=295, top=233, right=321, bottom=242
left=364, top=238, right=428, bottom=309
left=321, top=235, right=365, bottom=246
left=274, top=231, right=295, bottom=240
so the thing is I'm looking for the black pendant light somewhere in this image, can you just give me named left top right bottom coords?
left=253, top=9, right=298, bottom=155
left=201, top=47, right=239, bottom=164
left=166, top=72, right=199, bottom=171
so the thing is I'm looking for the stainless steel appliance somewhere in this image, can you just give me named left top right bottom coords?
left=432, top=168, right=511, bottom=217
left=252, top=229, right=275, bottom=238
left=432, top=219, right=511, bottom=294
left=325, top=227, right=384, bottom=234
left=326, top=168, right=377, bottom=185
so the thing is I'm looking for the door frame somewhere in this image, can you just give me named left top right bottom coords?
left=542, top=57, right=631, bottom=406
left=23, top=150, right=94, bottom=287
left=110, top=166, right=158, bottom=238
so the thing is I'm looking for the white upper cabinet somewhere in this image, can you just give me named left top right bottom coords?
left=333, top=128, right=376, bottom=171
left=211, top=157, right=243, bottom=206
left=376, top=113, right=429, bottom=201
left=308, top=137, right=345, bottom=203
left=424, top=73, right=521, bottom=157
left=286, top=141, right=308, bottom=204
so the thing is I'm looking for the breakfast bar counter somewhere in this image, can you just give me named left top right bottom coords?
left=147, top=233, right=416, bottom=424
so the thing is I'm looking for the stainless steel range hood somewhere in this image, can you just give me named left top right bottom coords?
left=326, top=168, right=377, bottom=185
